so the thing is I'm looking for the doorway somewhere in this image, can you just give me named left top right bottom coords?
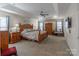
left=45, top=23, right=53, bottom=35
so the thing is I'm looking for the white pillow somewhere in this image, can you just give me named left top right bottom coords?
left=21, top=29, right=26, bottom=34
left=21, top=29, right=32, bottom=34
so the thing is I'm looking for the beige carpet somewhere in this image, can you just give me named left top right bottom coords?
left=9, top=35, right=72, bottom=56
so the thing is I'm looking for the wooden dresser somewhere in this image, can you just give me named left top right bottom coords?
left=10, top=32, right=21, bottom=44
left=0, top=31, right=8, bottom=51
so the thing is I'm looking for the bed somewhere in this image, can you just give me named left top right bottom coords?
left=19, top=24, right=48, bottom=43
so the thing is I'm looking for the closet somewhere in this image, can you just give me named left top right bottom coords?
left=0, top=16, right=9, bottom=55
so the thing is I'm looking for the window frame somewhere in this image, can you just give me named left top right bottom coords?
left=56, top=21, right=63, bottom=32
left=0, top=16, right=9, bottom=31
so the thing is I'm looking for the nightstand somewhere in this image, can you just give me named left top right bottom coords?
left=10, top=32, right=21, bottom=44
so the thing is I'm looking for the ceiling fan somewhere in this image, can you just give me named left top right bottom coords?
left=40, top=10, right=48, bottom=17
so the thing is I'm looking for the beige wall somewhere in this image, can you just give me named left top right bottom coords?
left=28, top=17, right=39, bottom=29
left=0, top=11, right=25, bottom=29
left=64, top=4, right=79, bottom=56
left=26, top=17, right=64, bottom=32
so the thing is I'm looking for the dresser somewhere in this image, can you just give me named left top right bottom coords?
left=10, top=32, right=21, bottom=44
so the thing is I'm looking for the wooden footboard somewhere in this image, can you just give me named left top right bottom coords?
left=21, top=31, right=48, bottom=43
left=38, top=31, right=48, bottom=43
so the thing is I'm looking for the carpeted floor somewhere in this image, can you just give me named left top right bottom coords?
left=9, top=35, right=72, bottom=56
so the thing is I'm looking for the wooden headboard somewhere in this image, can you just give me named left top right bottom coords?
left=19, top=24, right=33, bottom=32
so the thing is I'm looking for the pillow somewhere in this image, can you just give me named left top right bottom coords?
left=21, top=29, right=26, bottom=34
left=25, top=29, right=32, bottom=32
left=22, top=29, right=33, bottom=32
left=21, top=29, right=33, bottom=34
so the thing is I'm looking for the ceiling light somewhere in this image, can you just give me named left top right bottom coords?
left=53, top=15, right=58, bottom=18
left=40, top=10, right=48, bottom=17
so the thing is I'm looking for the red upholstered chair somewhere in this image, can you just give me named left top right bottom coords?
left=1, top=47, right=17, bottom=56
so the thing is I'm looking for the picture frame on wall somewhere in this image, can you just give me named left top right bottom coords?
left=66, top=17, right=72, bottom=28
left=67, top=17, right=72, bottom=28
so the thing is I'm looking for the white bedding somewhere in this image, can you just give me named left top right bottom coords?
left=21, top=30, right=39, bottom=41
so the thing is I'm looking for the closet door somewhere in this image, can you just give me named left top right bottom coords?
left=0, top=32, right=1, bottom=55
left=45, top=23, right=53, bottom=35
left=1, top=31, right=8, bottom=50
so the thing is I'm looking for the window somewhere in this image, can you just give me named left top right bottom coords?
left=38, top=21, right=44, bottom=31
left=65, top=21, right=68, bottom=28
left=56, top=21, right=63, bottom=32
left=0, top=16, right=9, bottom=31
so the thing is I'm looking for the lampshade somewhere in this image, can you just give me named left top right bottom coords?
left=15, top=24, right=19, bottom=27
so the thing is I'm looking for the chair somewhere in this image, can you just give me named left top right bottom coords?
left=1, top=47, right=17, bottom=56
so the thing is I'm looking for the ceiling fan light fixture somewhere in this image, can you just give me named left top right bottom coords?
left=40, top=10, right=48, bottom=17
